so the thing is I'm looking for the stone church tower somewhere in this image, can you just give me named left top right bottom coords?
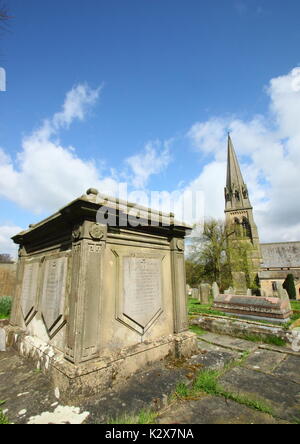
left=224, top=135, right=262, bottom=286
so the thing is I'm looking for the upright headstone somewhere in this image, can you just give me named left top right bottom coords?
left=247, top=289, right=252, bottom=296
left=191, top=288, right=199, bottom=299
left=212, top=282, right=219, bottom=301
left=199, top=283, right=211, bottom=304
left=224, top=286, right=234, bottom=295
left=0, top=328, right=5, bottom=352
left=232, top=272, right=247, bottom=295
left=278, top=283, right=291, bottom=303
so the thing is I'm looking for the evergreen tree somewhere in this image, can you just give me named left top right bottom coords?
left=283, top=274, right=296, bottom=300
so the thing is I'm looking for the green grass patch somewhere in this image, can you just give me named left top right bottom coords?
left=241, top=334, right=286, bottom=347
left=0, top=296, right=12, bottom=319
left=291, top=301, right=300, bottom=311
left=189, top=325, right=206, bottom=336
left=108, top=409, right=157, bottom=424
left=0, top=401, right=9, bottom=425
left=174, top=368, right=273, bottom=416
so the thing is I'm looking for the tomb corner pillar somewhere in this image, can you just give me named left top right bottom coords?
left=65, top=221, right=107, bottom=364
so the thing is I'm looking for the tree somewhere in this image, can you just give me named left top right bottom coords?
left=187, top=219, right=232, bottom=291
left=0, top=254, right=13, bottom=263
left=283, top=274, right=296, bottom=300
left=185, top=259, right=204, bottom=288
left=186, top=218, right=260, bottom=293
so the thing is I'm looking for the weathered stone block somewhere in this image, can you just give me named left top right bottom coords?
left=6, top=191, right=196, bottom=397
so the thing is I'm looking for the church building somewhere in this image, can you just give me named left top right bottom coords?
left=224, top=136, right=300, bottom=299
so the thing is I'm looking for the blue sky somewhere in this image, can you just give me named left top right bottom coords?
left=1, top=0, right=300, bottom=254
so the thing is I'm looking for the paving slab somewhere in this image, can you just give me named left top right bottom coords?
left=272, top=355, right=300, bottom=385
left=243, top=349, right=287, bottom=373
left=199, top=333, right=259, bottom=352
left=0, top=351, right=60, bottom=424
left=219, top=366, right=300, bottom=422
left=189, top=349, right=240, bottom=371
left=156, top=396, right=287, bottom=424
left=81, top=361, right=194, bottom=424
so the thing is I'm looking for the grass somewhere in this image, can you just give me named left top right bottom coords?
left=291, top=301, right=300, bottom=311
left=108, top=408, right=157, bottom=425
left=0, top=401, right=9, bottom=425
left=188, top=299, right=228, bottom=317
left=174, top=364, right=273, bottom=416
left=242, top=334, right=286, bottom=347
left=0, top=296, right=12, bottom=319
left=189, top=325, right=206, bottom=336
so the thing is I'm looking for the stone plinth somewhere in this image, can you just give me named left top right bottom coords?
left=6, top=190, right=197, bottom=399
left=213, top=294, right=292, bottom=324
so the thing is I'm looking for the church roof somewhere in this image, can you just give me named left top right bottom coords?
left=260, top=242, right=300, bottom=268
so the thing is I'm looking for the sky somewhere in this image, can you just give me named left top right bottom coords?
left=1, top=0, right=300, bottom=256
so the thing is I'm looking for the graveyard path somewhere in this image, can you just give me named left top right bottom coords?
left=0, top=332, right=299, bottom=424
left=157, top=333, right=300, bottom=425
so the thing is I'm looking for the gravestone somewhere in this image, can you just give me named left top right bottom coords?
left=191, top=288, right=199, bottom=299
left=0, top=328, right=5, bottom=351
left=278, top=283, right=290, bottom=302
left=199, top=283, right=211, bottom=304
left=212, top=282, right=219, bottom=301
left=224, top=286, right=234, bottom=295
left=232, top=272, right=248, bottom=295
left=6, top=190, right=197, bottom=400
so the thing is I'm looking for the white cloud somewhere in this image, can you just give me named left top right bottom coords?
left=186, top=66, right=300, bottom=242
left=0, top=84, right=119, bottom=214
left=125, top=140, right=172, bottom=188
left=0, top=225, right=23, bottom=258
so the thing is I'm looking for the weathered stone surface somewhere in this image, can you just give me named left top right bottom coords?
left=0, top=327, right=5, bottom=351
left=243, top=350, right=287, bottom=373
left=0, top=263, right=16, bottom=298
left=8, top=192, right=194, bottom=396
left=156, top=396, right=285, bottom=424
left=212, top=282, right=219, bottom=300
left=189, top=349, right=239, bottom=371
left=272, top=355, right=300, bottom=384
left=41, top=257, right=68, bottom=333
left=232, top=271, right=248, bottom=295
left=213, top=294, right=292, bottom=323
left=2, top=332, right=298, bottom=424
left=191, top=315, right=297, bottom=350
left=123, top=256, right=162, bottom=330
left=191, top=288, right=199, bottom=299
left=20, top=262, right=39, bottom=321
left=199, top=284, right=211, bottom=304
left=197, top=332, right=259, bottom=352
left=220, top=366, right=300, bottom=421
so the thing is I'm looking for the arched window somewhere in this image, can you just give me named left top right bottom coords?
left=242, top=217, right=252, bottom=239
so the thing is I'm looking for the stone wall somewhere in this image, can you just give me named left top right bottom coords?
left=0, top=263, right=16, bottom=298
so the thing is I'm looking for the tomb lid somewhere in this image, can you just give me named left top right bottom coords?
left=11, top=191, right=192, bottom=245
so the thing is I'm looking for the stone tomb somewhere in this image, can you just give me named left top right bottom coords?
left=213, top=294, right=292, bottom=324
left=6, top=190, right=197, bottom=399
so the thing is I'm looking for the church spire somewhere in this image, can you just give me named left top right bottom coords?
left=225, top=135, right=251, bottom=212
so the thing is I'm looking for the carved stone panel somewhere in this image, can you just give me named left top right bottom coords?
left=41, top=256, right=68, bottom=335
left=121, top=256, right=163, bottom=334
left=20, top=262, right=40, bottom=322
